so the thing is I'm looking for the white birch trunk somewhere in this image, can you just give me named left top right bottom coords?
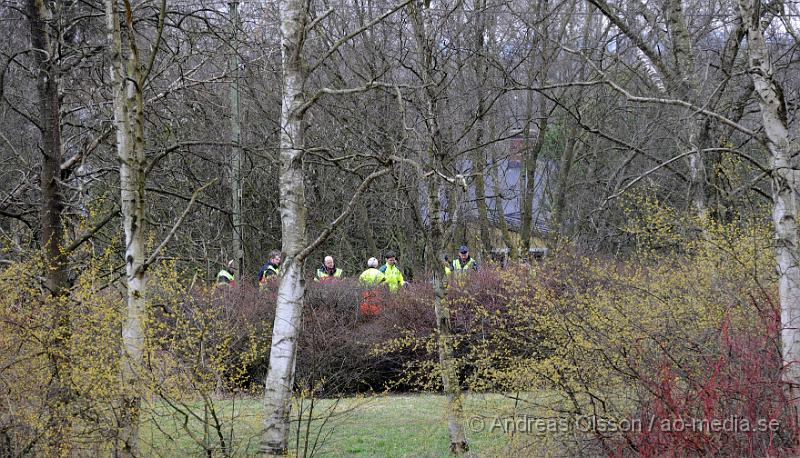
left=106, top=1, right=148, bottom=454
left=261, top=0, right=308, bottom=453
left=738, top=0, right=800, bottom=424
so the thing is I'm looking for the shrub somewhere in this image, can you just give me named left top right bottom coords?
left=376, top=213, right=798, bottom=456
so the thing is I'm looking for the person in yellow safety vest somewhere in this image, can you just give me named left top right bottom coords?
left=315, top=255, right=343, bottom=282
left=443, top=255, right=452, bottom=276
left=258, top=250, right=282, bottom=287
left=450, top=245, right=478, bottom=274
left=359, top=257, right=385, bottom=316
left=378, top=251, right=405, bottom=291
left=359, top=257, right=385, bottom=285
left=216, top=260, right=236, bottom=287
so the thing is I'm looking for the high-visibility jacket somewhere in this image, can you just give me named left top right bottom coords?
left=379, top=264, right=405, bottom=291
left=359, top=268, right=385, bottom=285
left=258, top=263, right=281, bottom=288
left=216, top=269, right=235, bottom=286
left=315, top=266, right=343, bottom=282
left=451, top=257, right=477, bottom=273
left=259, top=263, right=281, bottom=285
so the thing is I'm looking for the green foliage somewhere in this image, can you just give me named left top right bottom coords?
left=540, top=121, right=567, bottom=161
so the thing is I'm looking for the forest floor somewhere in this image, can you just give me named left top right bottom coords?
left=139, top=392, right=575, bottom=457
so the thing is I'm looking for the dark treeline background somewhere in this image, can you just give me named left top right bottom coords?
left=3, top=0, right=791, bottom=280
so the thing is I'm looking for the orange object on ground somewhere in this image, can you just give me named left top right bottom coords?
left=359, top=290, right=382, bottom=316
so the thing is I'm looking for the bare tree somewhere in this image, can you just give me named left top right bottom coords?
left=26, top=0, right=70, bottom=450
left=261, top=1, right=402, bottom=453
left=105, top=0, right=166, bottom=453
left=229, top=1, right=245, bottom=276
left=737, top=0, right=800, bottom=426
left=259, top=0, right=310, bottom=453
left=406, top=0, right=469, bottom=451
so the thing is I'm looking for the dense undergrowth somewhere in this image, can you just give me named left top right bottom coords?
left=1, top=206, right=796, bottom=455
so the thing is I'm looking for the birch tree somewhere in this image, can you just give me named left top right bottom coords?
left=259, top=0, right=309, bottom=452
left=737, top=0, right=800, bottom=424
left=585, top=0, right=744, bottom=220
left=261, top=1, right=402, bottom=453
left=105, top=0, right=165, bottom=453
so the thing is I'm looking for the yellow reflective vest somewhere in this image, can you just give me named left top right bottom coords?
left=453, top=257, right=477, bottom=272
left=359, top=268, right=385, bottom=285
left=315, top=267, right=343, bottom=282
left=216, top=269, right=235, bottom=286
left=379, top=264, right=405, bottom=291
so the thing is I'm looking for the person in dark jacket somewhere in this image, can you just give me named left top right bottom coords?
left=451, top=245, right=478, bottom=273
left=258, top=250, right=282, bottom=286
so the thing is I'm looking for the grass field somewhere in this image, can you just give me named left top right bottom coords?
left=138, top=392, right=573, bottom=457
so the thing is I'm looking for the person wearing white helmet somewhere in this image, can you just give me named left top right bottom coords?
left=359, top=257, right=386, bottom=316
left=359, top=257, right=385, bottom=285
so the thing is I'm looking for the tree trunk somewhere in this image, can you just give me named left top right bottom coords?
left=229, top=1, right=244, bottom=276
left=666, top=0, right=709, bottom=220
left=30, top=0, right=67, bottom=296
left=551, top=122, right=579, bottom=240
left=517, top=0, right=553, bottom=258
left=28, top=0, right=70, bottom=452
left=261, top=0, right=308, bottom=453
left=408, top=1, right=468, bottom=452
left=590, top=0, right=711, bottom=218
left=446, top=183, right=463, bottom=253
left=106, top=1, right=148, bottom=454
left=738, top=0, right=800, bottom=430
left=489, top=135, right=515, bottom=259
left=359, top=202, right=378, bottom=258
left=471, top=0, right=491, bottom=254
left=519, top=92, right=547, bottom=256
left=428, top=175, right=469, bottom=454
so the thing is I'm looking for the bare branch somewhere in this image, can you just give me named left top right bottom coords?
left=306, top=8, right=333, bottom=33
left=297, top=168, right=391, bottom=262
left=141, top=0, right=167, bottom=86
left=307, top=0, right=413, bottom=75
left=145, top=141, right=233, bottom=178
left=604, top=146, right=768, bottom=204
left=61, top=126, right=114, bottom=174
left=299, top=81, right=414, bottom=117
left=585, top=0, right=674, bottom=83
left=140, top=179, right=216, bottom=273
left=64, top=208, right=120, bottom=254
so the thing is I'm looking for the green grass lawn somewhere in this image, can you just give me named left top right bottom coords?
left=138, top=392, right=571, bottom=457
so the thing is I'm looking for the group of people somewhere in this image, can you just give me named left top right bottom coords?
left=215, top=245, right=479, bottom=290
